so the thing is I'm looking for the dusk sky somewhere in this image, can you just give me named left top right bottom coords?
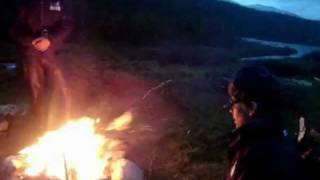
left=230, top=0, right=320, bottom=20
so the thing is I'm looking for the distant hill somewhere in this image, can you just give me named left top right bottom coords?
left=213, top=0, right=320, bottom=46
left=79, top=0, right=320, bottom=46
left=2, top=0, right=320, bottom=46
left=249, top=4, right=300, bottom=18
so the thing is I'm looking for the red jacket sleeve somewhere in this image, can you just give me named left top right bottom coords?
left=10, top=7, right=35, bottom=48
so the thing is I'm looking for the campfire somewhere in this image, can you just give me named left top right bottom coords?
left=2, top=112, right=142, bottom=180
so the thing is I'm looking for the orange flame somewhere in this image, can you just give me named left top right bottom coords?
left=106, top=112, right=133, bottom=131
left=13, top=112, right=133, bottom=179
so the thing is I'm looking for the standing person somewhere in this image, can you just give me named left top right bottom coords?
left=10, top=0, right=73, bottom=131
left=226, top=65, right=306, bottom=180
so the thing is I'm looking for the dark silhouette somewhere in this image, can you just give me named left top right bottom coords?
left=10, top=0, right=73, bottom=130
left=226, top=66, right=306, bottom=180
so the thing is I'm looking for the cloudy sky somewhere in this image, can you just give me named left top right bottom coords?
left=230, top=0, right=320, bottom=20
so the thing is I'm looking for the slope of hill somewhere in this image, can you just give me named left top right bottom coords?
left=75, top=0, right=320, bottom=46
left=249, top=4, right=300, bottom=18
left=1, top=0, right=320, bottom=46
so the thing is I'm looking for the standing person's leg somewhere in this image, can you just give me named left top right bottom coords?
left=43, top=54, right=71, bottom=130
left=23, top=55, right=47, bottom=130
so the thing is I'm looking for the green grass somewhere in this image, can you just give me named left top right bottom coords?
left=1, top=42, right=317, bottom=179
left=259, top=56, right=320, bottom=130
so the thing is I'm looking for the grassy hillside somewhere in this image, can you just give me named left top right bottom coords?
left=1, top=43, right=319, bottom=179
left=81, top=0, right=320, bottom=46
left=2, top=0, right=320, bottom=46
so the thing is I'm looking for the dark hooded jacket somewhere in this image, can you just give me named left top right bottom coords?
left=11, top=0, right=73, bottom=55
left=226, top=118, right=306, bottom=180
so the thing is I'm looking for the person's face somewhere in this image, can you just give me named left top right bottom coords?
left=229, top=102, right=255, bottom=129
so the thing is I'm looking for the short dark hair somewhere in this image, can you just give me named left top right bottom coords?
left=228, top=65, right=280, bottom=117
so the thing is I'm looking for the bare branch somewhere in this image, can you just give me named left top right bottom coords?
left=141, top=80, right=173, bottom=101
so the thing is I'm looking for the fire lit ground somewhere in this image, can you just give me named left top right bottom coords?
left=0, top=44, right=238, bottom=179
left=0, top=46, right=191, bottom=179
left=0, top=67, right=180, bottom=180
left=0, top=68, right=181, bottom=179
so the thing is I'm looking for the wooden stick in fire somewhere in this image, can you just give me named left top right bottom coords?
left=128, top=79, right=173, bottom=114
left=141, top=79, right=173, bottom=101
left=63, top=154, right=69, bottom=180
left=98, top=79, right=173, bottom=133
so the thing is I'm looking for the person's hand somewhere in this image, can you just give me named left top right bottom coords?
left=32, top=37, right=51, bottom=52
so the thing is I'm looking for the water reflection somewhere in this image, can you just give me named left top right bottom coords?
left=240, top=37, right=320, bottom=61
